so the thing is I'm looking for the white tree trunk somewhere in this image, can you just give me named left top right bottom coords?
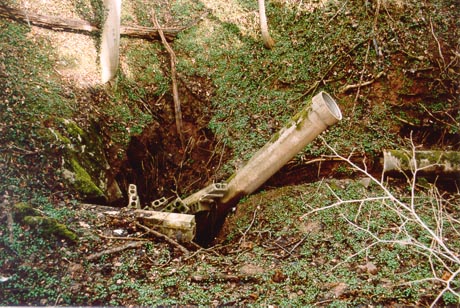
left=100, top=0, right=122, bottom=83
left=258, top=0, right=275, bottom=49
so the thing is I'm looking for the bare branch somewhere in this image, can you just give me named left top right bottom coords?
left=305, top=137, right=460, bottom=305
left=152, top=13, right=185, bottom=148
left=429, top=17, right=446, bottom=68
left=86, top=241, right=145, bottom=261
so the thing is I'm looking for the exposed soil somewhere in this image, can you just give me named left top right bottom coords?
left=113, top=81, right=226, bottom=205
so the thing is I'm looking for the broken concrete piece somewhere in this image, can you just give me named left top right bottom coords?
left=182, top=182, right=228, bottom=214
left=135, top=210, right=196, bottom=241
left=128, top=184, right=140, bottom=209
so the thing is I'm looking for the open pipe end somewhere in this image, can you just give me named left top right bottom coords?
left=312, top=91, right=343, bottom=126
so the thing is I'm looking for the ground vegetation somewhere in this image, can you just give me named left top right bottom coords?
left=0, top=0, right=458, bottom=305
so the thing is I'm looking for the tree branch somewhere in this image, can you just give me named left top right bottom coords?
left=86, top=241, right=145, bottom=261
left=152, top=12, right=185, bottom=147
left=302, top=137, right=460, bottom=305
left=0, top=3, right=183, bottom=41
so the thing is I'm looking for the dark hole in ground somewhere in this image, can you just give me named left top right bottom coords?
left=112, top=87, right=229, bottom=245
left=111, top=82, right=459, bottom=245
left=115, top=92, right=224, bottom=205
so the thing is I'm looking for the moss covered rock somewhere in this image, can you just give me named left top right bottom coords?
left=63, top=158, right=105, bottom=200
left=56, top=118, right=122, bottom=203
left=13, top=202, right=78, bottom=243
left=23, top=215, right=78, bottom=243
left=13, top=202, right=39, bottom=220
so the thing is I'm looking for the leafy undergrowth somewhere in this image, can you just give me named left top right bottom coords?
left=2, top=177, right=458, bottom=306
left=0, top=0, right=459, bottom=306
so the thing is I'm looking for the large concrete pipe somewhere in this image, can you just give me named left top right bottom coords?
left=383, top=150, right=460, bottom=179
left=179, top=91, right=341, bottom=243
left=130, top=92, right=341, bottom=244
left=215, top=91, right=342, bottom=219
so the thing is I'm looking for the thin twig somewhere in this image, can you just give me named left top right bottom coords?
left=371, top=0, right=381, bottom=57
left=289, top=234, right=308, bottom=254
left=301, top=196, right=390, bottom=219
left=429, top=17, right=446, bottom=68
left=239, top=206, right=258, bottom=244
left=96, top=232, right=149, bottom=241
left=11, top=145, right=42, bottom=155
left=326, top=1, right=348, bottom=25
left=340, top=71, right=384, bottom=93
left=6, top=210, right=14, bottom=243
left=86, top=241, right=145, bottom=261
left=418, top=103, right=458, bottom=130
left=291, top=40, right=365, bottom=103
left=152, top=12, right=185, bottom=148
left=351, top=41, right=370, bottom=116
left=302, top=157, right=343, bottom=165
left=274, top=241, right=293, bottom=256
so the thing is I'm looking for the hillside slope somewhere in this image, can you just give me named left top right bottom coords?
left=0, top=0, right=458, bottom=305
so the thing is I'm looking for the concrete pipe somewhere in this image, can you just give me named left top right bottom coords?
left=217, top=91, right=342, bottom=218
left=383, top=150, right=460, bottom=179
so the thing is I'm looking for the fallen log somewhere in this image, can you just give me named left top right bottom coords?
left=86, top=241, right=145, bottom=261
left=0, top=3, right=181, bottom=41
left=383, top=150, right=460, bottom=179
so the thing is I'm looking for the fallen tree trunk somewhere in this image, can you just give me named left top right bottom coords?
left=383, top=150, right=460, bottom=179
left=0, top=3, right=181, bottom=41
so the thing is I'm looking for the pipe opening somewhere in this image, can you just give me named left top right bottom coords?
left=320, top=91, right=342, bottom=121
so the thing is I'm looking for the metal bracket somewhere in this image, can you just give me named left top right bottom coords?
left=187, top=183, right=228, bottom=214
left=127, top=182, right=228, bottom=214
